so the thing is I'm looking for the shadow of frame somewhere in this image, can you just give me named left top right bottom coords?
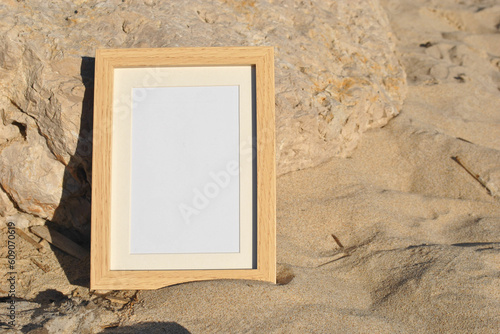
left=48, top=56, right=95, bottom=288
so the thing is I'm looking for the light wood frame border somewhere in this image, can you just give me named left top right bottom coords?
left=91, top=47, right=276, bottom=290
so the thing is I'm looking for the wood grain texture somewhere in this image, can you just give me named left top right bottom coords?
left=91, top=46, right=276, bottom=290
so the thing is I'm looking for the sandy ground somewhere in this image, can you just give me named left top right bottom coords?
left=1, top=0, right=500, bottom=333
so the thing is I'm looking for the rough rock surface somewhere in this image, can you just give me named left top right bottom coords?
left=0, top=0, right=406, bottom=233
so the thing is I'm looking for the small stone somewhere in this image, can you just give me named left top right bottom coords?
left=276, top=263, right=295, bottom=285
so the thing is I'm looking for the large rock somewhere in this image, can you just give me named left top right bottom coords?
left=0, top=0, right=406, bottom=232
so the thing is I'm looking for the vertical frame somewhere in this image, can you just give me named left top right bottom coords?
left=91, top=47, right=275, bottom=290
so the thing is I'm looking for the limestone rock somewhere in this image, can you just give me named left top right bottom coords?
left=0, top=140, right=64, bottom=220
left=0, top=0, right=406, bottom=232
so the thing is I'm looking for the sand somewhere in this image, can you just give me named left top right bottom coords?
left=1, top=0, right=500, bottom=333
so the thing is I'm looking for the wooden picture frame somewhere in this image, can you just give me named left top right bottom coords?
left=91, top=47, right=276, bottom=290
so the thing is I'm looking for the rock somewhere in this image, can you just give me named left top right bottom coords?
left=276, top=263, right=295, bottom=285
left=0, top=141, right=64, bottom=220
left=0, top=0, right=406, bottom=232
left=0, top=185, right=16, bottom=218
